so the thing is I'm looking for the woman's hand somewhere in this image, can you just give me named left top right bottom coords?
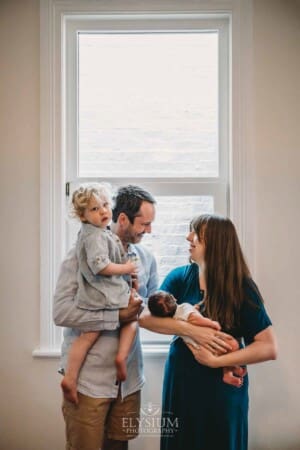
left=186, top=343, right=221, bottom=367
left=187, top=326, right=278, bottom=368
left=189, top=325, right=235, bottom=354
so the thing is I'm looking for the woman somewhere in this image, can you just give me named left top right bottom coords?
left=139, top=214, right=277, bottom=450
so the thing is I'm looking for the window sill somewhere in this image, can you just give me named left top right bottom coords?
left=32, top=343, right=170, bottom=359
left=32, top=348, right=61, bottom=358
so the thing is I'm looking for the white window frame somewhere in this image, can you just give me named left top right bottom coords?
left=65, top=16, right=229, bottom=201
left=34, top=0, right=254, bottom=357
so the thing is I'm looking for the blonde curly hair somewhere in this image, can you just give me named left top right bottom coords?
left=71, top=183, right=112, bottom=219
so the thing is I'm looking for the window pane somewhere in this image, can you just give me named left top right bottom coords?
left=78, top=33, right=218, bottom=178
left=142, top=195, right=214, bottom=283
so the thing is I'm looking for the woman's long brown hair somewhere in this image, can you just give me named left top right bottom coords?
left=192, top=214, right=251, bottom=331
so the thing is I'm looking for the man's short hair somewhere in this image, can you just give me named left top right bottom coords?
left=112, top=185, right=156, bottom=224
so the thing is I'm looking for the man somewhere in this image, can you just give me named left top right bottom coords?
left=53, top=185, right=158, bottom=450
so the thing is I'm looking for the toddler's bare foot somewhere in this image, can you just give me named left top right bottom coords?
left=115, top=354, right=127, bottom=381
left=61, top=376, right=78, bottom=404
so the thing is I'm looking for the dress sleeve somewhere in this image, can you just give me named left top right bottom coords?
left=160, top=266, right=186, bottom=300
left=240, top=279, right=273, bottom=345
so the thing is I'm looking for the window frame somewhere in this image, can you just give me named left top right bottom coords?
left=34, top=0, right=254, bottom=357
left=65, top=16, right=229, bottom=185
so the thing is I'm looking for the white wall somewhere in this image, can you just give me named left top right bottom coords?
left=0, top=1, right=65, bottom=448
left=250, top=1, right=300, bottom=448
left=0, top=0, right=299, bottom=449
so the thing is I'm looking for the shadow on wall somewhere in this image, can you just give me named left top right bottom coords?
left=248, top=361, right=300, bottom=450
left=251, top=446, right=300, bottom=450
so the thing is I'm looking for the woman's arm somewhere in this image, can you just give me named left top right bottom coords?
left=186, top=325, right=278, bottom=367
left=139, top=309, right=234, bottom=353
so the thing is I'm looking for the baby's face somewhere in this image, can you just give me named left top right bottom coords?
left=81, top=194, right=112, bottom=228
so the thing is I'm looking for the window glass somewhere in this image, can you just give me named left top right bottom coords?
left=78, top=33, right=218, bottom=178
left=142, top=195, right=214, bottom=283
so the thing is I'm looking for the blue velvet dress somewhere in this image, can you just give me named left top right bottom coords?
left=160, top=264, right=272, bottom=450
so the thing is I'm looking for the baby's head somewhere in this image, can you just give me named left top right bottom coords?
left=148, top=291, right=177, bottom=318
left=71, top=183, right=112, bottom=228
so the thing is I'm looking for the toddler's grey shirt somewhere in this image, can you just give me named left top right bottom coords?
left=75, top=223, right=130, bottom=310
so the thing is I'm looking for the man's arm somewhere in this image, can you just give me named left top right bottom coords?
left=53, top=248, right=120, bottom=332
left=53, top=248, right=142, bottom=330
left=146, top=255, right=159, bottom=297
left=130, top=246, right=159, bottom=304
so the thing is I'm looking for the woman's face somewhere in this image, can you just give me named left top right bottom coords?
left=186, top=229, right=205, bottom=265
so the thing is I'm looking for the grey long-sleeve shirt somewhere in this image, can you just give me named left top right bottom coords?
left=75, top=223, right=130, bottom=310
left=53, top=244, right=158, bottom=398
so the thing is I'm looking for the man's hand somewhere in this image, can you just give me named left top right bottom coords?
left=131, top=274, right=139, bottom=291
left=119, top=289, right=143, bottom=323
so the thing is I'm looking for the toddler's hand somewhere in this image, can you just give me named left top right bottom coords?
left=124, top=259, right=137, bottom=274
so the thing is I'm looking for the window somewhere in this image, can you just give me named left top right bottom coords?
left=65, top=15, right=229, bottom=281
left=64, top=16, right=229, bottom=345
left=36, top=0, right=254, bottom=356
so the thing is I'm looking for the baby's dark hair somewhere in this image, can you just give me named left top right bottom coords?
left=148, top=291, right=177, bottom=318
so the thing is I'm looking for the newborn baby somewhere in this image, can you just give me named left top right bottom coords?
left=148, top=291, right=246, bottom=387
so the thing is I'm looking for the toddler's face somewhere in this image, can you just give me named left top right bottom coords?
left=81, top=194, right=112, bottom=228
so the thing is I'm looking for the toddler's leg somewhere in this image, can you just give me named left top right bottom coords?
left=115, top=322, right=137, bottom=382
left=61, top=331, right=100, bottom=404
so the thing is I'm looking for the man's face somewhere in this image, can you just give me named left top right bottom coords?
left=123, top=201, right=155, bottom=244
